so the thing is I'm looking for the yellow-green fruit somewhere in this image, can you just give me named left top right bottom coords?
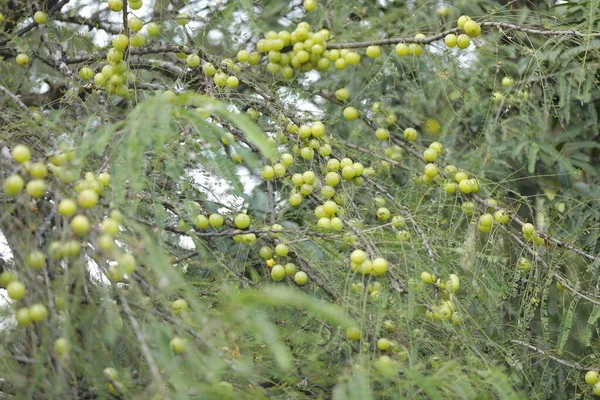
left=586, top=371, right=599, bottom=386
left=209, top=214, right=224, bottom=228
left=377, top=338, right=391, bottom=351
left=4, top=174, right=25, bottom=196
left=303, top=0, right=317, bottom=11
left=12, top=145, right=31, bottom=163
left=26, top=179, right=46, bottom=198
left=118, top=253, right=136, bottom=274
left=107, top=0, right=123, bottom=11
left=16, top=54, right=30, bottom=66
left=421, top=272, right=435, bottom=284
left=375, top=128, right=389, bottom=140
left=54, top=337, right=70, bottom=356
left=234, top=213, right=250, bottom=229
left=350, top=249, right=367, bottom=264
left=147, top=22, right=160, bottom=36
left=172, top=299, right=188, bottom=314
left=112, top=34, right=129, bottom=50
left=130, top=33, right=145, bottom=47
left=29, top=162, right=48, bottom=179
left=395, top=43, right=409, bottom=56
left=494, top=210, right=509, bottom=224
left=479, top=213, right=494, bottom=227
left=346, top=327, right=361, bottom=340
left=424, top=163, right=438, bottom=179
left=403, top=128, right=418, bottom=141
left=71, top=215, right=90, bottom=236
left=343, top=107, right=358, bottom=121
left=372, top=258, right=388, bottom=276
left=0, top=272, right=17, bottom=288
left=444, top=34, right=457, bottom=47
left=271, top=264, right=286, bottom=281
left=170, top=337, right=187, bottom=353
left=34, top=11, right=48, bottom=24
left=26, top=251, right=45, bottom=269
left=129, top=17, right=144, bottom=32
left=78, top=189, right=99, bottom=208
left=7, top=281, right=26, bottom=300
left=522, top=223, right=535, bottom=236
left=294, top=271, right=308, bottom=285
left=16, top=308, right=31, bottom=326
left=366, top=45, right=381, bottom=58
left=29, top=303, right=48, bottom=322
left=335, top=88, right=349, bottom=101
left=457, top=15, right=471, bottom=30
left=502, top=76, right=514, bottom=87
left=456, top=34, right=471, bottom=49
left=275, top=243, right=289, bottom=256
left=463, top=20, right=481, bottom=37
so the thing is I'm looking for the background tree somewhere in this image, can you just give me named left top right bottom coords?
left=1, top=0, right=600, bottom=398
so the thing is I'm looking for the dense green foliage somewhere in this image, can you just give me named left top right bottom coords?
left=1, top=0, right=600, bottom=398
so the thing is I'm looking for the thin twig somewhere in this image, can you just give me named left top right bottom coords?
left=327, top=22, right=600, bottom=49
left=0, top=85, right=37, bottom=119
left=117, top=293, right=164, bottom=392
left=510, top=339, right=588, bottom=371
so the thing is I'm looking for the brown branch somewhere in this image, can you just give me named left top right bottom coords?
left=327, top=21, right=600, bottom=49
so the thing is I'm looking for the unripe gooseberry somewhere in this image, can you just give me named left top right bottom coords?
left=343, top=106, right=359, bottom=121
left=12, top=144, right=31, bottom=163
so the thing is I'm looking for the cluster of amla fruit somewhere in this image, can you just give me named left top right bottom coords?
left=259, top=244, right=309, bottom=285
left=420, top=272, right=462, bottom=324
left=521, top=222, right=546, bottom=246
left=240, top=22, right=366, bottom=78
left=79, top=12, right=161, bottom=96
left=2, top=144, right=137, bottom=285
left=438, top=166, right=480, bottom=194
left=349, top=249, right=388, bottom=277
left=444, top=15, right=482, bottom=50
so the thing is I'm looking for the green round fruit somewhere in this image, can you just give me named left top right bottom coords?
left=209, top=214, right=224, bottom=228
left=234, top=213, right=250, bottom=229
left=271, top=264, right=286, bottom=281
left=71, top=215, right=90, bottom=236
left=34, top=11, right=48, bottom=24
left=346, top=327, right=361, bottom=340
left=16, top=308, right=31, bottom=326
left=4, top=174, right=25, bottom=196
left=118, top=253, right=136, bottom=274
left=366, top=45, right=381, bottom=58
left=54, top=338, right=70, bottom=355
left=7, top=281, right=26, bottom=300
left=112, top=34, right=129, bottom=50
left=294, top=271, right=308, bottom=285
left=26, top=250, right=45, bottom=269
left=29, top=303, right=48, bottom=322
left=16, top=53, right=29, bottom=66
left=172, top=299, right=188, bottom=314
left=350, top=249, right=367, bottom=265
left=12, top=144, right=31, bottom=163
left=335, top=88, right=350, bottom=101
left=78, top=189, right=99, bottom=208
left=343, top=106, right=359, bottom=121
left=275, top=243, right=289, bottom=257
left=147, top=22, right=160, bottom=36
left=130, top=33, right=145, bottom=47
left=522, top=223, right=535, bottom=236
left=403, top=128, right=418, bottom=141
left=377, top=207, right=391, bottom=221
left=170, top=337, right=187, bottom=353
left=585, top=370, right=599, bottom=385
